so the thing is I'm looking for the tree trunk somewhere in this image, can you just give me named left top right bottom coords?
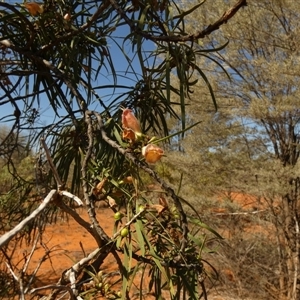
left=280, top=179, right=300, bottom=299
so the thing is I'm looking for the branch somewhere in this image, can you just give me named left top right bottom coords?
left=5, top=261, right=18, bottom=281
left=4, top=233, right=42, bottom=295
left=55, top=201, right=93, bottom=236
left=42, top=133, right=107, bottom=247
left=40, top=137, right=64, bottom=189
left=82, top=112, right=111, bottom=247
left=0, top=189, right=56, bottom=248
left=60, top=190, right=83, bottom=206
left=111, top=209, right=145, bottom=240
left=40, top=138, right=82, bottom=204
left=24, top=236, right=53, bottom=293
left=39, top=139, right=100, bottom=240
left=30, top=284, right=75, bottom=299
left=213, top=209, right=267, bottom=216
left=61, top=247, right=102, bottom=283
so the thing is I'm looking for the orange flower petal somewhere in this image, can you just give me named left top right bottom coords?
left=150, top=204, right=166, bottom=215
left=122, top=108, right=141, bottom=134
left=123, top=176, right=133, bottom=184
left=122, top=128, right=136, bottom=143
left=81, top=64, right=90, bottom=72
left=64, top=13, right=71, bottom=20
left=24, top=2, right=44, bottom=16
left=159, top=196, right=168, bottom=208
left=142, top=144, right=164, bottom=164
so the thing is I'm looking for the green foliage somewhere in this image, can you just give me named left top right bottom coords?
left=162, top=0, right=300, bottom=299
left=105, top=192, right=219, bottom=300
left=0, top=0, right=248, bottom=299
left=0, top=130, right=39, bottom=236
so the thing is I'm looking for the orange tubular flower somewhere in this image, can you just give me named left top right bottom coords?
left=122, top=128, right=136, bottom=143
left=122, top=109, right=141, bottom=134
left=142, top=144, right=164, bottom=164
left=64, top=13, right=71, bottom=20
left=24, top=2, right=44, bottom=16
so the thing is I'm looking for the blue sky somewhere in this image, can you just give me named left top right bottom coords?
left=0, top=2, right=155, bottom=128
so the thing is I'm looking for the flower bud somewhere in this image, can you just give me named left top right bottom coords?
left=64, top=13, right=71, bottom=20
left=122, top=109, right=141, bottom=134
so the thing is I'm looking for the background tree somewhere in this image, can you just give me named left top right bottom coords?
left=0, top=0, right=247, bottom=299
left=164, top=0, right=300, bottom=299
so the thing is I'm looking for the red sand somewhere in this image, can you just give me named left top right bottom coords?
left=2, top=193, right=266, bottom=299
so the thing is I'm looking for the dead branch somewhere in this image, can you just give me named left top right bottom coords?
left=214, top=209, right=267, bottom=216
left=60, top=190, right=83, bottom=206
left=40, top=138, right=63, bottom=189
left=30, top=284, right=75, bottom=299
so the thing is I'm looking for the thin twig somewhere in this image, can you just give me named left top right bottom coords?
left=111, top=209, right=145, bottom=239
left=22, top=232, right=40, bottom=275
left=62, top=247, right=102, bottom=282
left=5, top=262, right=25, bottom=300
left=40, top=138, right=63, bottom=188
left=214, top=209, right=266, bottom=216
left=30, top=284, right=75, bottom=299
left=25, top=254, right=49, bottom=294
left=5, top=262, right=18, bottom=281
left=55, top=201, right=94, bottom=236
left=41, top=135, right=101, bottom=242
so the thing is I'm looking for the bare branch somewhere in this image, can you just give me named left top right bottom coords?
left=214, top=209, right=267, bottom=216
left=5, top=261, right=18, bottom=281
left=61, top=247, right=102, bottom=284
left=30, top=284, right=75, bottom=299
left=40, top=138, right=63, bottom=188
left=60, top=191, right=83, bottom=206
left=22, top=232, right=40, bottom=274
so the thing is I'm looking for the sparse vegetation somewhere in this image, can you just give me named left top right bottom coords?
left=2, top=0, right=300, bottom=299
left=0, top=0, right=248, bottom=299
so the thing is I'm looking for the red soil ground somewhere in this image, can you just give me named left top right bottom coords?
left=2, top=193, right=265, bottom=299
left=9, top=207, right=113, bottom=285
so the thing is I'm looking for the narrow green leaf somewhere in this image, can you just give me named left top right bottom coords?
left=193, top=63, right=218, bottom=111
left=121, top=242, right=130, bottom=300
left=188, top=216, right=223, bottom=239
left=152, top=121, right=202, bottom=144
left=187, top=233, right=204, bottom=248
left=134, top=219, right=145, bottom=257
left=166, top=51, right=171, bottom=104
